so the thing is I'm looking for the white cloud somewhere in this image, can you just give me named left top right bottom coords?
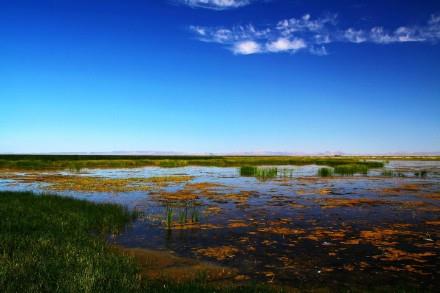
left=190, top=13, right=440, bottom=56
left=181, top=0, right=252, bottom=10
left=344, top=28, right=367, bottom=43
left=277, top=14, right=337, bottom=35
left=233, top=40, right=261, bottom=54
left=266, top=38, right=306, bottom=52
left=345, top=14, right=440, bottom=44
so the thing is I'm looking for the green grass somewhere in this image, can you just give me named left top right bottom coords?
left=239, top=166, right=258, bottom=176
left=239, top=166, right=278, bottom=180
left=0, top=191, right=280, bottom=293
left=159, top=160, right=188, bottom=168
left=333, top=164, right=370, bottom=176
left=0, top=154, right=389, bottom=170
left=381, top=170, right=394, bottom=177
left=317, top=167, right=334, bottom=177
left=0, top=191, right=140, bottom=292
left=414, top=170, right=428, bottom=178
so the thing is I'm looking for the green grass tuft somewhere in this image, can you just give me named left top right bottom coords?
left=240, top=166, right=278, bottom=180
left=0, top=191, right=139, bottom=292
left=317, top=167, right=334, bottom=177
left=333, top=164, right=369, bottom=176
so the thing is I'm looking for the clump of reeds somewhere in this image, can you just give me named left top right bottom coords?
left=381, top=170, right=409, bottom=177
left=239, top=166, right=278, bottom=180
left=414, top=170, right=428, bottom=178
left=240, top=166, right=258, bottom=176
left=381, top=170, right=394, bottom=177
left=334, top=164, right=369, bottom=176
left=317, top=167, right=334, bottom=177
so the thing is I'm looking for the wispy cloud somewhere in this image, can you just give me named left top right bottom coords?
left=190, top=13, right=440, bottom=55
left=180, top=0, right=253, bottom=10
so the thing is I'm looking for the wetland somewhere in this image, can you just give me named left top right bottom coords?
left=1, top=156, right=439, bottom=291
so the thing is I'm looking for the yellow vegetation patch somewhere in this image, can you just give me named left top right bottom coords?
left=303, top=228, right=347, bottom=241
left=7, top=174, right=193, bottom=192
left=114, top=246, right=238, bottom=283
left=425, top=220, right=440, bottom=225
left=378, top=248, right=436, bottom=263
left=421, top=192, right=440, bottom=200
left=184, top=182, right=227, bottom=190
left=227, top=220, right=249, bottom=228
left=152, top=191, right=199, bottom=201
left=195, top=246, right=239, bottom=261
left=203, top=206, right=222, bottom=215
left=258, top=227, right=305, bottom=235
left=169, top=223, right=223, bottom=230
left=316, top=198, right=390, bottom=208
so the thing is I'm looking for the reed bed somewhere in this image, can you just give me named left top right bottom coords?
left=239, top=166, right=278, bottom=180
left=317, top=167, right=334, bottom=177
left=333, top=164, right=369, bottom=176
left=0, top=155, right=387, bottom=170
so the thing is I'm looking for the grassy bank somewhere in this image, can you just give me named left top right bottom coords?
left=0, top=191, right=140, bottom=292
left=0, top=191, right=277, bottom=292
left=0, top=154, right=389, bottom=170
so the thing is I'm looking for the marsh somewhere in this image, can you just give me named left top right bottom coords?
left=1, top=158, right=439, bottom=290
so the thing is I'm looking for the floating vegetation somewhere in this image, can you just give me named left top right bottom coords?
left=317, top=167, right=334, bottom=177
left=334, top=164, right=369, bottom=175
left=6, top=174, right=193, bottom=192
left=117, top=246, right=239, bottom=283
left=315, top=198, right=392, bottom=208
left=379, top=183, right=423, bottom=196
left=258, top=227, right=305, bottom=235
left=194, top=246, right=239, bottom=261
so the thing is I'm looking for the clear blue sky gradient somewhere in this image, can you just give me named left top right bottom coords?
left=1, top=0, right=440, bottom=153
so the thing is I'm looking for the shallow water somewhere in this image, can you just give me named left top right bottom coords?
left=1, top=161, right=439, bottom=289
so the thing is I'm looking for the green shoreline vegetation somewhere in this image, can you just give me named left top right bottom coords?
left=0, top=154, right=395, bottom=171
left=0, top=191, right=276, bottom=293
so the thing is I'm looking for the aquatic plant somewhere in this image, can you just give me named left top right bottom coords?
left=166, top=206, right=174, bottom=229
left=255, top=167, right=278, bottom=179
left=68, top=162, right=83, bottom=173
left=191, top=208, right=200, bottom=223
left=239, top=166, right=278, bottom=180
left=334, top=164, right=369, bottom=176
left=278, top=168, right=294, bottom=178
left=414, top=170, right=428, bottom=178
left=381, top=170, right=394, bottom=177
left=317, top=167, right=334, bottom=177
left=7, top=174, right=193, bottom=193
left=239, top=166, right=258, bottom=176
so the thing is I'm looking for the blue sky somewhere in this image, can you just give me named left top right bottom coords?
left=1, top=0, right=440, bottom=154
